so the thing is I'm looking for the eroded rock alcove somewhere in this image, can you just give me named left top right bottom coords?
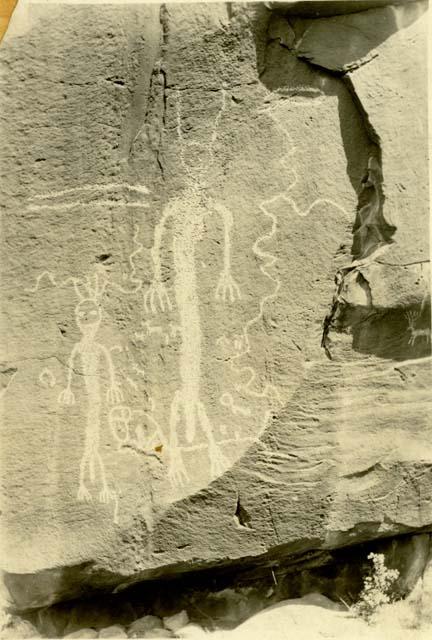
left=0, top=0, right=430, bottom=613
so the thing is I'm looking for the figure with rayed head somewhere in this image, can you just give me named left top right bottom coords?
left=58, top=267, right=123, bottom=504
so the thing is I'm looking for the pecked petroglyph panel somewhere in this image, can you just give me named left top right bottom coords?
left=2, top=2, right=408, bottom=582
left=4, top=75, right=362, bottom=533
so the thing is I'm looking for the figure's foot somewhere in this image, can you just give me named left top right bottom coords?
left=99, top=487, right=116, bottom=504
left=77, top=485, right=92, bottom=502
left=168, top=449, right=189, bottom=488
left=58, top=387, right=75, bottom=406
left=168, top=467, right=189, bottom=488
left=106, top=384, right=123, bottom=405
left=209, top=444, right=228, bottom=479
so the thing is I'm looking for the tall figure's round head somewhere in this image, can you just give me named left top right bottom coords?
left=75, top=299, right=101, bottom=336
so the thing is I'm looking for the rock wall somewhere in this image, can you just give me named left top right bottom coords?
left=0, top=0, right=430, bottom=610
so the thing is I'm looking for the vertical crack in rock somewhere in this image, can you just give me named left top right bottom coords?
left=351, top=156, right=392, bottom=260
left=234, top=495, right=253, bottom=530
left=156, top=67, right=167, bottom=182
left=155, top=3, right=170, bottom=182
left=318, top=72, right=397, bottom=358
left=128, top=4, right=169, bottom=181
left=320, top=112, right=396, bottom=356
left=0, top=365, right=18, bottom=398
left=342, top=74, right=396, bottom=260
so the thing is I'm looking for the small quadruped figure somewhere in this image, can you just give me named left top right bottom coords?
left=405, top=310, right=431, bottom=348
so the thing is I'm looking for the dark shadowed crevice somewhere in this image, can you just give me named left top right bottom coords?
left=234, top=496, right=253, bottom=530
left=351, top=156, right=396, bottom=260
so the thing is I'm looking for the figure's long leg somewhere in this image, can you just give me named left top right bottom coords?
left=173, top=238, right=201, bottom=444
left=197, top=401, right=227, bottom=479
left=96, top=451, right=119, bottom=523
left=169, top=390, right=182, bottom=451
left=77, top=450, right=92, bottom=502
left=89, top=454, right=96, bottom=482
left=97, top=452, right=114, bottom=503
left=168, top=391, right=189, bottom=486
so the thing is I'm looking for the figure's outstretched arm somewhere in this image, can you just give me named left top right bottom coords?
left=101, top=345, right=123, bottom=405
left=212, top=201, right=241, bottom=303
left=58, top=343, right=79, bottom=405
left=144, top=205, right=174, bottom=314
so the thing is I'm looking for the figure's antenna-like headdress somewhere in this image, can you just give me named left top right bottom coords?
left=65, top=265, right=108, bottom=303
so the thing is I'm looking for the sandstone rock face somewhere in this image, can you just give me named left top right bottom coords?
left=0, top=1, right=430, bottom=610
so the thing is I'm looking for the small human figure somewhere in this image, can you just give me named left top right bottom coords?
left=58, top=269, right=123, bottom=503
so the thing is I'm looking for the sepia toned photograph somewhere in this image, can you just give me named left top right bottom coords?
left=0, top=0, right=430, bottom=638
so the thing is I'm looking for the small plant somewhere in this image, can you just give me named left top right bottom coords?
left=353, top=552, right=399, bottom=623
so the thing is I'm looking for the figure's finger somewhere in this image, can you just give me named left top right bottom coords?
left=165, top=292, right=173, bottom=312
left=150, top=292, right=158, bottom=314
left=144, top=290, right=150, bottom=314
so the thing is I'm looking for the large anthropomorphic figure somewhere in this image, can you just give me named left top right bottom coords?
left=144, top=90, right=241, bottom=486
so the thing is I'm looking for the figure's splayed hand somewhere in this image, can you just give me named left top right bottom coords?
left=77, top=484, right=92, bottom=503
left=215, top=271, right=241, bottom=303
left=58, top=387, right=75, bottom=406
left=107, top=384, right=123, bottom=405
left=99, top=487, right=116, bottom=504
left=144, top=280, right=173, bottom=314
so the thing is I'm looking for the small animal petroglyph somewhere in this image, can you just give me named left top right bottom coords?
left=405, top=310, right=431, bottom=347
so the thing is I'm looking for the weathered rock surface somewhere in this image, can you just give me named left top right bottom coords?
left=0, top=0, right=430, bottom=611
left=98, top=626, right=127, bottom=639
left=4, top=531, right=429, bottom=638
left=163, top=610, right=189, bottom=633
left=286, top=1, right=429, bottom=264
left=127, top=615, right=163, bottom=638
left=267, top=1, right=422, bottom=17
left=64, top=630, right=98, bottom=640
